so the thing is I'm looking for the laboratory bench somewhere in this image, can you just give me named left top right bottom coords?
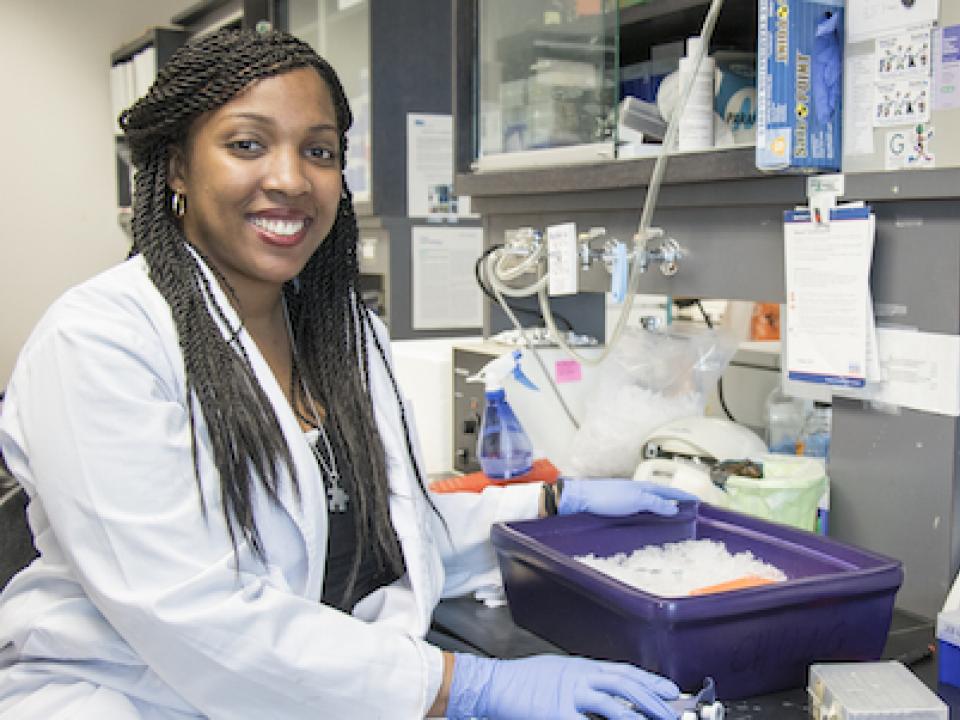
left=430, top=597, right=958, bottom=718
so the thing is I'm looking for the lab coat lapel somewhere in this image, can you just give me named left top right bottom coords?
left=367, top=333, right=441, bottom=630
left=187, top=249, right=326, bottom=597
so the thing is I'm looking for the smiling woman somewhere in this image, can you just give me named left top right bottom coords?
left=115, top=29, right=406, bottom=598
left=0, top=26, right=684, bottom=720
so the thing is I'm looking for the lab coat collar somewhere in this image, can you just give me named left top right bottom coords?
left=182, top=244, right=327, bottom=598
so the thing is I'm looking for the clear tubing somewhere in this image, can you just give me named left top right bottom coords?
left=485, top=252, right=549, bottom=297
left=494, top=245, right=544, bottom=281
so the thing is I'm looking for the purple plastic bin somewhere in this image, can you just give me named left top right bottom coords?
left=490, top=502, right=902, bottom=700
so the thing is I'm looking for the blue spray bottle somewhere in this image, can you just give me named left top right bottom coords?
left=467, top=350, right=538, bottom=479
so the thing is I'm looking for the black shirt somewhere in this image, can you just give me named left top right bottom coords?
left=306, top=427, right=403, bottom=613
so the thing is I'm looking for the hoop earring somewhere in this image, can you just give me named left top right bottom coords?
left=171, top=191, right=187, bottom=218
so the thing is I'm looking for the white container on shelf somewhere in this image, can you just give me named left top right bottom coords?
left=677, top=36, right=715, bottom=152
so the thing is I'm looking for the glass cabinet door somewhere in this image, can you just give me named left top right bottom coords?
left=476, top=0, right=618, bottom=169
left=286, top=0, right=371, bottom=202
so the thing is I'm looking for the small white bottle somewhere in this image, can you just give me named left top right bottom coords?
left=677, top=36, right=715, bottom=152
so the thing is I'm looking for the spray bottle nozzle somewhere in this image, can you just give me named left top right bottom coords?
left=466, top=350, right=539, bottom=393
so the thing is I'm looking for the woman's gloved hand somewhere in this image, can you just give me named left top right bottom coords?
left=447, top=653, right=680, bottom=720
left=557, top=478, right=698, bottom=517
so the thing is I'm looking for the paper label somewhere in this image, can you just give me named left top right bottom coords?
left=555, top=359, right=582, bottom=384
left=546, top=223, right=578, bottom=296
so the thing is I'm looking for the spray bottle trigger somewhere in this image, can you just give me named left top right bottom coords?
left=510, top=350, right=539, bottom=391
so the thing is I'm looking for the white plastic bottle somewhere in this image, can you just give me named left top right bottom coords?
left=677, top=36, right=715, bottom=152
left=798, top=401, right=832, bottom=459
left=764, top=385, right=805, bottom=454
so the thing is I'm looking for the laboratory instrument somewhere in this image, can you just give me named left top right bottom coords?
left=635, top=414, right=828, bottom=531
left=638, top=416, right=768, bottom=465
left=634, top=416, right=768, bottom=502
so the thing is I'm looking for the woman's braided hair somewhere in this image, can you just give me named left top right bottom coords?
left=120, top=28, right=430, bottom=600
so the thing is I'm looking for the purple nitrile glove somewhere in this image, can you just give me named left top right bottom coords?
left=557, top=478, right=698, bottom=517
left=813, top=11, right=842, bottom=123
left=447, top=652, right=680, bottom=720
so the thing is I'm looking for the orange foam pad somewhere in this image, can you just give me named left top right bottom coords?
left=429, top=458, right=560, bottom=493
left=689, top=575, right=778, bottom=596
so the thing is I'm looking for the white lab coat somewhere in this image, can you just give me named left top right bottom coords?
left=0, top=254, right=542, bottom=719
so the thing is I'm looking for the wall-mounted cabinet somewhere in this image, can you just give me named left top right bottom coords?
left=455, top=0, right=960, bottom=191
left=473, top=2, right=618, bottom=169
left=617, top=0, right=756, bottom=66
left=455, top=0, right=758, bottom=176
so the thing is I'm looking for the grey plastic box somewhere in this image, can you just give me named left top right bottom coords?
left=807, top=661, right=947, bottom=719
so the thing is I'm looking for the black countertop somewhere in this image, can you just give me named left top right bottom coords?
left=430, top=598, right=957, bottom=718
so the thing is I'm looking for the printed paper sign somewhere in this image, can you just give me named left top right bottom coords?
left=874, top=78, right=931, bottom=125
left=784, top=206, right=875, bottom=388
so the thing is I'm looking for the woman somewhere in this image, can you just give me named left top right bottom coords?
left=0, top=29, right=685, bottom=719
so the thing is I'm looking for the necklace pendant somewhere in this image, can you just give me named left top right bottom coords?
left=327, top=480, right=349, bottom=513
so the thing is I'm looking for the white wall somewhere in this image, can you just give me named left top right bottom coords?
left=0, top=0, right=195, bottom=387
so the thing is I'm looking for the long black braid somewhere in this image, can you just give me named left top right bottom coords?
left=121, top=29, right=437, bottom=599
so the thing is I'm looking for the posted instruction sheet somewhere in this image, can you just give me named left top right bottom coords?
left=411, top=225, right=483, bottom=329
left=784, top=206, right=876, bottom=388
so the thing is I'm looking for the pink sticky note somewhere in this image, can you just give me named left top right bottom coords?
left=554, top=359, right=582, bottom=384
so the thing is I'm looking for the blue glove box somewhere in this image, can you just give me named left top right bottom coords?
left=491, top=503, right=902, bottom=700
left=937, top=609, right=960, bottom=689
left=756, top=0, right=844, bottom=171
